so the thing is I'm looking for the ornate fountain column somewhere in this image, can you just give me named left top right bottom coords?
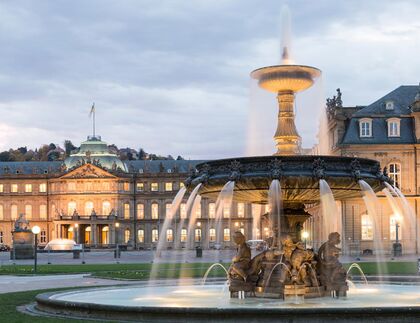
left=275, top=90, right=301, bottom=155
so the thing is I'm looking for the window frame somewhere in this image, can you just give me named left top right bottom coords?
left=359, top=118, right=372, bottom=138
left=387, top=118, right=401, bottom=137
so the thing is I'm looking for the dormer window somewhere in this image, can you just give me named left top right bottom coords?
left=359, top=118, right=372, bottom=137
left=387, top=118, right=400, bottom=137
left=385, top=100, right=394, bottom=110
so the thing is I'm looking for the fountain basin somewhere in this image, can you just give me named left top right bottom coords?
left=189, top=156, right=388, bottom=204
left=34, top=284, right=420, bottom=322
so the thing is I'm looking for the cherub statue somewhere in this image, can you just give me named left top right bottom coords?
left=228, top=231, right=251, bottom=281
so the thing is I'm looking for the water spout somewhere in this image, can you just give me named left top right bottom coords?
left=268, top=179, right=282, bottom=246
left=347, top=263, right=369, bottom=285
left=202, top=263, right=229, bottom=285
left=215, top=181, right=235, bottom=244
left=319, top=179, right=340, bottom=241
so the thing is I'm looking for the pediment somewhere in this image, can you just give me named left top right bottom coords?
left=60, top=163, right=116, bottom=179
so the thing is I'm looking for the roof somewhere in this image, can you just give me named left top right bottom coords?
left=0, top=161, right=63, bottom=175
left=353, top=85, right=418, bottom=117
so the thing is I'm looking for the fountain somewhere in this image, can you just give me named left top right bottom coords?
left=31, top=8, right=420, bottom=323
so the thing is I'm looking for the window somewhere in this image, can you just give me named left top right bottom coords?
left=223, top=228, right=231, bottom=242
left=40, top=230, right=47, bottom=243
left=180, top=228, right=187, bottom=242
left=264, top=204, right=271, bottom=214
left=180, top=203, right=187, bottom=219
left=223, top=204, right=230, bottom=218
left=152, top=229, right=159, bottom=242
left=209, top=203, right=216, bottom=218
left=390, top=214, right=402, bottom=241
left=11, top=205, right=18, bottom=220
left=385, top=100, right=394, bottom=110
left=85, top=201, right=94, bottom=216
left=0, top=231, right=3, bottom=243
left=124, top=229, right=130, bottom=243
left=68, top=201, right=77, bottom=215
left=124, top=203, right=130, bottom=219
left=388, top=163, right=401, bottom=188
left=165, top=203, right=172, bottom=218
left=387, top=118, right=400, bottom=137
left=39, top=183, right=47, bottom=192
left=209, top=228, right=216, bottom=242
left=166, top=229, right=174, bottom=242
left=165, top=182, right=173, bottom=191
left=195, top=228, right=202, bottom=242
left=25, top=204, right=32, bottom=219
left=11, top=184, right=18, bottom=193
left=180, top=182, right=185, bottom=188
left=361, top=214, right=373, bottom=240
left=39, top=205, right=47, bottom=220
left=102, top=201, right=111, bottom=215
left=137, top=229, right=144, bottom=243
left=237, top=203, right=245, bottom=217
left=137, top=203, right=145, bottom=219
left=252, top=204, right=261, bottom=217
left=0, top=184, right=3, bottom=192
left=151, top=182, right=159, bottom=191
left=359, top=118, right=372, bottom=137
left=123, top=182, right=130, bottom=191
left=0, top=205, right=3, bottom=220
left=195, top=202, right=201, bottom=218
left=25, top=184, right=32, bottom=193
left=136, top=183, right=144, bottom=192
left=151, top=203, right=159, bottom=219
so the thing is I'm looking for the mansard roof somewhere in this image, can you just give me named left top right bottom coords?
left=125, top=160, right=205, bottom=174
left=353, top=85, right=418, bottom=117
left=0, top=161, right=62, bottom=175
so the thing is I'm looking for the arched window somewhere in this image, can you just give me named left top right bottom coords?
left=39, top=204, right=47, bottom=220
left=102, top=226, right=109, bottom=244
left=223, top=228, right=231, bottom=241
left=11, top=205, right=18, bottom=220
left=180, top=228, right=187, bottom=242
left=387, top=118, right=400, bottom=137
left=388, top=163, right=401, bottom=188
left=0, top=205, right=3, bottom=221
left=152, top=229, right=159, bottom=242
left=85, top=226, right=91, bottom=244
left=195, top=228, right=202, bottom=242
left=137, top=203, right=145, bottom=219
left=85, top=201, right=94, bottom=216
left=124, top=228, right=130, bottom=243
left=208, top=203, right=216, bottom=219
left=361, top=214, right=373, bottom=240
left=359, top=118, right=372, bottom=137
left=25, top=204, right=32, bottom=219
left=151, top=203, right=159, bottom=219
left=137, top=229, right=144, bottom=243
left=209, top=228, right=216, bottom=242
left=166, top=229, right=173, bottom=242
left=124, top=203, right=130, bottom=219
left=390, top=214, right=402, bottom=241
left=67, top=201, right=76, bottom=215
left=102, top=201, right=111, bottom=215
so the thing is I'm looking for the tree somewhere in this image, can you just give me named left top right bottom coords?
left=138, top=148, right=148, bottom=160
left=64, top=140, right=77, bottom=157
left=176, top=155, right=184, bottom=160
left=0, top=151, right=15, bottom=161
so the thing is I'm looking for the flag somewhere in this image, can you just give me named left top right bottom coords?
left=89, top=103, right=95, bottom=117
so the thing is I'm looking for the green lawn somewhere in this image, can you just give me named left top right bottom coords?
left=344, top=261, right=418, bottom=275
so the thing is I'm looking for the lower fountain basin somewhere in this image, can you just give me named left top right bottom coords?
left=189, top=155, right=388, bottom=204
left=35, top=283, right=420, bottom=322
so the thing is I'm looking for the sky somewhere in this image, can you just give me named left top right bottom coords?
left=0, top=0, right=418, bottom=159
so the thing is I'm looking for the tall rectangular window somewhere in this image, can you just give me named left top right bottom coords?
left=165, top=182, right=173, bottom=191
left=166, top=203, right=172, bottom=217
left=137, top=203, right=144, bottom=219
left=223, top=204, right=230, bottom=218
left=39, top=183, right=47, bottom=192
left=40, top=230, right=47, bottom=243
left=237, top=203, right=245, bottom=217
left=123, top=182, right=130, bottom=191
left=136, top=183, right=144, bottom=192
left=11, top=205, right=18, bottom=220
left=11, top=184, right=18, bottom=193
left=0, top=184, right=4, bottom=193
left=195, top=202, right=201, bottom=218
left=0, top=231, right=3, bottom=243
left=39, top=205, right=47, bottom=220
left=209, top=203, right=216, bottom=218
left=166, top=229, right=173, bottom=242
left=124, top=203, right=130, bottom=219
left=223, top=228, right=231, bottom=242
left=152, top=229, right=159, bottom=242
left=389, top=163, right=401, bottom=188
left=0, top=205, right=3, bottom=220
left=361, top=214, right=373, bottom=240
left=180, top=229, right=187, bottom=242
left=137, top=229, right=144, bottom=243
left=195, top=228, right=202, bottom=242
left=151, top=203, right=159, bottom=219
left=180, top=203, right=187, bottom=219
left=25, top=184, right=32, bottom=193
left=151, top=183, right=159, bottom=191
left=209, top=228, right=216, bottom=242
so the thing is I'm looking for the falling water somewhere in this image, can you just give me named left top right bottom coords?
left=149, top=187, right=187, bottom=281
left=319, top=179, right=340, bottom=242
left=358, top=180, right=386, bottom=277
left=382, top=188, right=402, bottom=218
left=251, top=204, right=262, bottom=240
left=187, top=195, right=202, bottom=250
left=280, top=5, right=293, bottom=65
left=346, top=263, right=369, bottom=285
left=215, top=181, right=235, bottom=244
left=202, top=263, right=229, bottom=285
left=268, top=179, right=282, bottom=246
left=390, top=184, right=416, bottom=240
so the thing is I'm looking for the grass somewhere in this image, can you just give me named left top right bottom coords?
left=343, top=261, right=418, bottom=275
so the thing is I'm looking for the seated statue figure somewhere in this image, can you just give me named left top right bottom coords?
left=290, top=242, right=318, bottom=286
left=228, top=231, right=251, bottom=281
left=318, top=232, right=348, bottom=296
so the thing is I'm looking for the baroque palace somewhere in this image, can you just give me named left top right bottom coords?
left=0, top=85, right=419, bottom=255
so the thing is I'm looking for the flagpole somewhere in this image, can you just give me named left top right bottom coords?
left=93, top=106, right=95, bottom=138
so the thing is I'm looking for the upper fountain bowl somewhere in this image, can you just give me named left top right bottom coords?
left=251, top=65, right=321, bottom=93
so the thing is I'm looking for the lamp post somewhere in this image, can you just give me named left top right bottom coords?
left=115, top=222, right=120, bottom=260
left=302, top=231, right=309, bottom=250
left=393, top=214, right=402, bottom=257
left=32, top=225, right=41, bottom=274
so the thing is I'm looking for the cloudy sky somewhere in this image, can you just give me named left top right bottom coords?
left=0, top=0, right=418, bottom=159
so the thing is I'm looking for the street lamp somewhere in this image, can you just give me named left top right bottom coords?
left=32, top=225, right=41, bottom=274
left=393, top=214, right=402, bottom=257
left=115, top=222, right=120, bottom=261
left=302, top=231, right=309, bottom=249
